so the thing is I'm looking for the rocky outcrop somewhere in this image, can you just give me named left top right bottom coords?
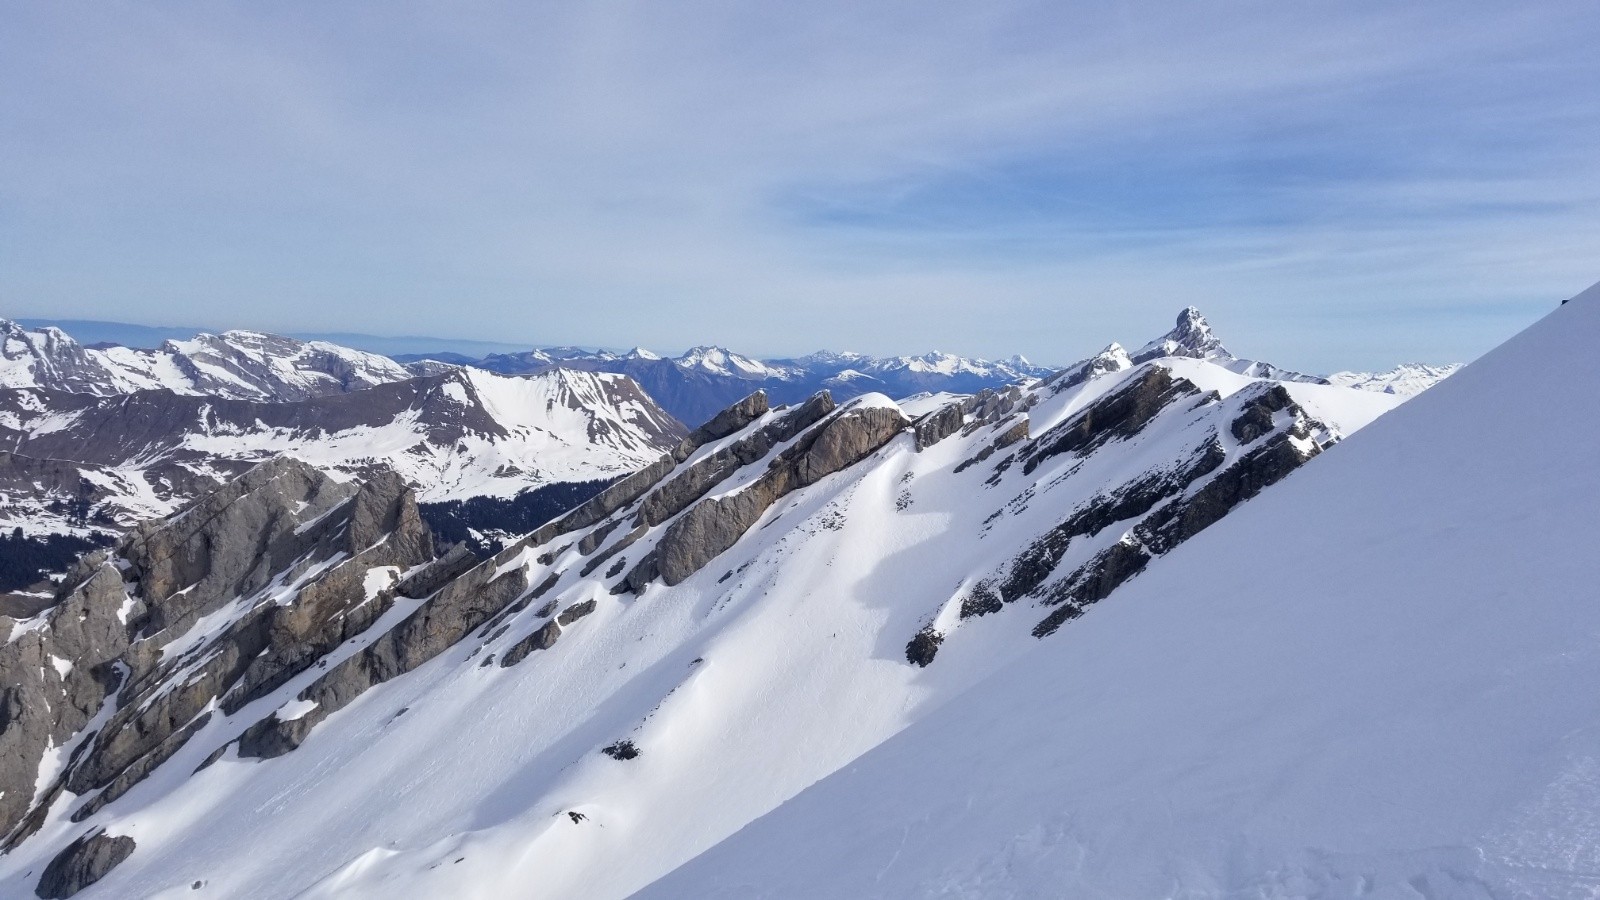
left=0, top=562, right=132, bottom=841
left=655, top=402, right=909, bottom=586
left=120, top=457, right=359, bottom=638
left=1229, top=384, right=1294, bottom=446
left=237, top=545, right=532, bottom=758
left=500, top=621, right=562, bottom=668
left=905, top=628, right=944, bottom=667
left=640, top=393, right=835, bottom=527
left=1031, top=410, right=1324, bottom=638
left=396, top=543, right=479, bottom=599
left=913, top=402, right=964, bottom=450
left=0, top=458, right=434, bottom=843
left=1021, top=366, right=1201, bottom=475
left=34, top=830, right=135, bottom=899
left=674, top=390, right=770, bottom=460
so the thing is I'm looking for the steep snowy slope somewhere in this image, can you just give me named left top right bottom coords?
left=0, top=367, right=684, bottom=537
left=0, top=320, right=412, bottom=401
left=641, top=285, right=1600, bottom=898
left=0, top=309, right=1410, bottom=899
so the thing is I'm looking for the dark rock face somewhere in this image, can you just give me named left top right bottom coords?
left=1031, top=414, right=1322, bottom=638
left=1044, top=344, right=1131, bottom=396
left=396, top=543, right=479, bottom=599
left=500, top=621, right=562, bottom=668
left=674, top=390, right=770, bottom=460
left=556, top=599, right=598, bottom=625
left=1135, top=428, right=1319, bottom=557
left=998, top=441, right=1227, bottom=603
left=35, top=830, right=135, bottom=899
left=905, top=628, right=944, bottom=667
left=641, top=393, right=835, bottom=527
left=1022, top=366, right=1200, bottom=475
left=913, top=402, right=964, bottom=450
left=1229, top=384, right=1295, bottom=446
left=954, top=419, right=1030, bottom=475
left=601, top=740, right=640, bottom=760
left=655, top=401, right=909, bottom=585
left=958, top=583, right=1003, bottom=619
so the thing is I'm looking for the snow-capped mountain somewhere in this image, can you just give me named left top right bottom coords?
left=447, top=343, right=1056, bottom=425
left=0, top=308, right=1422, bottom=899
left=0, top=319, right=413, bottom=402
left=0, top=367, right=684, bottom=540
left=1133, top=305, right=1330, bottom=383
left=1327, top=361, right=1461, bottom=396
left=640, top=283, right=1600, bottom=900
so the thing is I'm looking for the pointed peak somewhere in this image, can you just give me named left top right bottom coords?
left=1134, top=307, right=1230, bottom=363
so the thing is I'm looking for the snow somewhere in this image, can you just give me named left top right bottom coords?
left=0, top=301, right=1483, bottom=899
left=1328, top=362, right=1462, bottom=396
left=639, top=287, right=1600, bottom=899
left=276, top=698, right=320, bottom=722
left=0, top=320, right=414, bottom=401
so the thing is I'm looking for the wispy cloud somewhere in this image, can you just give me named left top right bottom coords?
left=2, top=0, right=1596, bottom=370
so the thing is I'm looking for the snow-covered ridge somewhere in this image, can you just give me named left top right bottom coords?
left=640, top=283, right=1600, bottom=900
left=0, top=307, right=1424, bottom=899
left=0, top=319, right=412, bottom=401
left=0, top=366, right=687, bottom=539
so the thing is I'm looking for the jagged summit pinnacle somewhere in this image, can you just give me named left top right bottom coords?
left=1133, top=307, right=1230, bottom=363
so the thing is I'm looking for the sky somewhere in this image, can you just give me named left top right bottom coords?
left=2, top=1, right=1597, bottom=372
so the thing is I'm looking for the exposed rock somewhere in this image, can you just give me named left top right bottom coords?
left=1132, top=307, right=1228, bottom=363
left=640, top=392, right=835, bottom=527
left=236, top=710, right=320, bottom=760
left=1136, top=428, right=1319, bottom=556
left=1229, top=384, right=1295, bottom=446
left=953, top=419, right=1030, bottom=475
left=673, top=390, right=770, bottom=461
left=1022, top=366, right=1200, bottom=475
left=526, top=455, right=676, bottom=548
left=655, top=402, right=909, bottom=585
left=240, top=555, right=533, bottom=757
left=35, top=830, right=135, bottom=899
left=1032, top=540, right=1153, bottom=637
left=962, top=385, right=1024, bottom=430
left=999, top=440, right=1226, bottom=602
left=396, top=543, right=479, bottom=599
left=0, top=562, right=131, bottom=839
left=556, top=599, right=598, bottom=625
left=601, top=740, right=640, bottom=760
left=577, top=518, right=623, bottom=555
left=905, top=628, right=943, bottom=667
left=913, top=401, right=964, bottom=450
left=120, top=457, right=359, bottom=637
left=71, top=712, right=211, bottom=821
left=958, top=583, right=1003, bottom=619
left=500, top=621, right=562, bottom=667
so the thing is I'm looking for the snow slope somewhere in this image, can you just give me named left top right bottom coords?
left=0, top=317, right=1413, bottom=899
left=640, top=285, right=1600, bottom=898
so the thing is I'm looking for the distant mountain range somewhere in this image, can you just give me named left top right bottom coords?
left=0, top=313, right=1457, bottom=549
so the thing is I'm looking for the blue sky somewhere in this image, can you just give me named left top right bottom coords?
left=3, top=1, right=1597, bottom=371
